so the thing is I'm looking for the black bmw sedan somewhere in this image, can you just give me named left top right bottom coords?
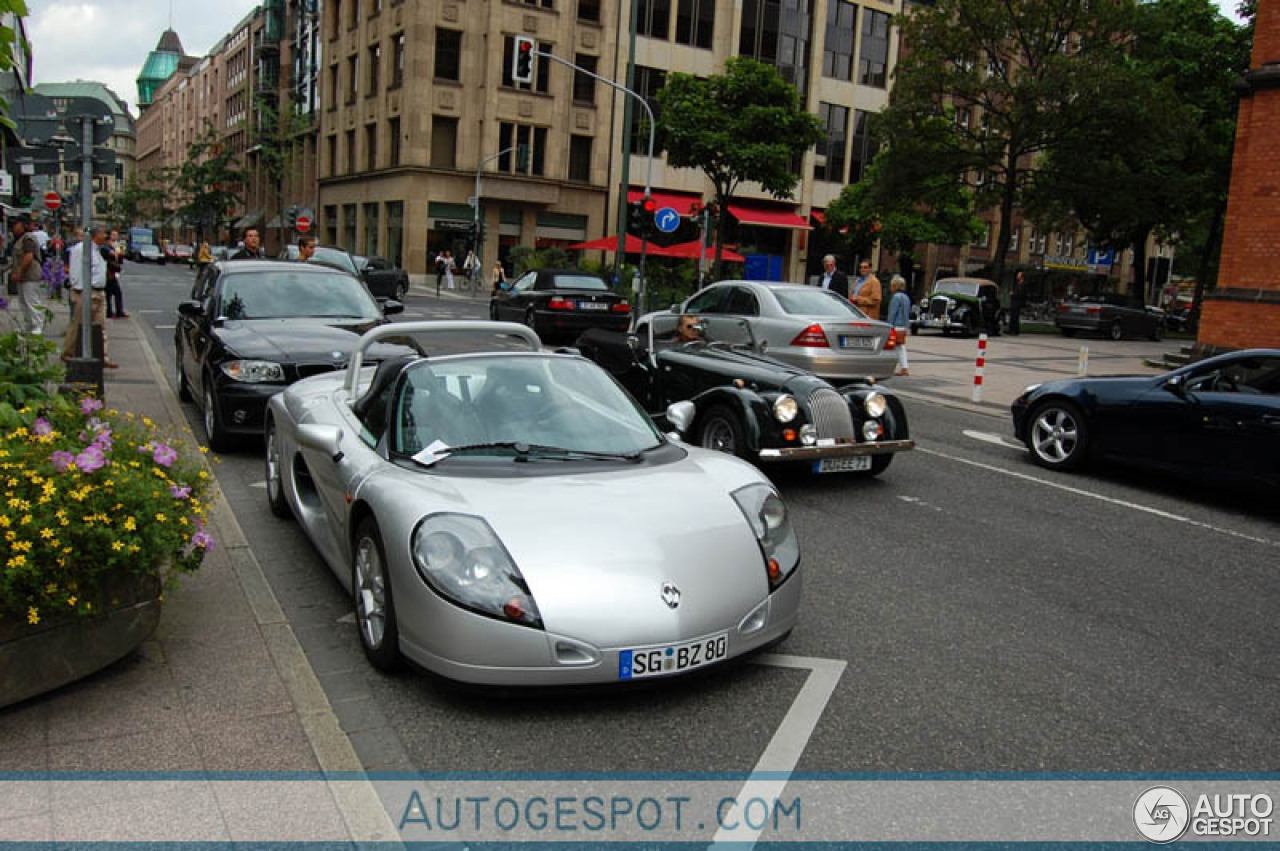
left=1011, top=349, right=1280, bottom=489
left=489, top=268, right=631, bottom=341
left=175, top=260, right=407, bottom=451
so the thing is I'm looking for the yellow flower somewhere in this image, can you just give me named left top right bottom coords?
left=127, top=545, right=140, bottom=554
left=103, top=479, right=114, bottom=488
left=6, top=478, right=17, bottom=487
left=124, top=517, right=137, bottom=531
left=39, top=528, right=54, bottom=539
left=3, top=531, right=13, bottom=541
left=44, top=582, right=57, bottom=594
left=6, top=498, right=20, bottom=509
left=111, top=541, right=124, bottom=551
left=27, top=607, right=38, bottom=625
left=10, top=427, right=28, bottom=438
left=8, top=555, right=26, bottom=568
left=155, top=513, right=167, bottom=523
left=142, top=417, right=153, bottom=427
left=199, top=446, right=209, bottom=454
left=179, top=516, right=188, bottom=526
left=66, top=596, right=77, bottom=607
left=0, top=515, right=8, bottom=527
left=0, top=449, right=8, bottom=458
left=12, top=540, right=31, bottom=553
left=19, top=513, right=31, bottom=524
left=128, top=460, right=140, bottom=468
left=198, top=471, right=208, bottom=480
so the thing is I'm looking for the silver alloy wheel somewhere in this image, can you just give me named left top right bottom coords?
left=1109, top=321, right=1123, bottom=341
left=265, top=427, right=281, bottom=502
left=203, top=386, right=217, bottom=443
left=701, top=417, right=738, bottom=454
left=1031, top=406, right=1079, bottom=464
left=354, top=535, right=387, bottom=649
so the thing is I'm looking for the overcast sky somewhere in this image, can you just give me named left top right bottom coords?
left=27, top=0, right=1251, bottom=118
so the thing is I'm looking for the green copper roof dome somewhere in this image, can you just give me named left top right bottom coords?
left=137, top=29, right=185, bottom=108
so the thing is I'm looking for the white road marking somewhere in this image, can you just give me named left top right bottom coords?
left=963, top=428, right=1024, bottom=449
left=712, top=654, right=845, bottom=847
left=919, top=446, right=1280, bottom=548
left=139, top=309, right=165, bottom=314
left=249, top=480, right=267, bottom=489
left=154, top=324, right=176, bottom=330
left=898, top=495, right=943, bottom=512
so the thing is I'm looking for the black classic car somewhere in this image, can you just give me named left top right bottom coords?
left=576, top=314, right=914, bottom=476
left=489, top=268, right=631, bottom=342
left=175, top=260, right=408, bottom=451
left=1011, top=349, right=1280, bottom=489
left=912, top=277, right=1004, bottom=337
left=1054, top=292, right=1166, bottom=341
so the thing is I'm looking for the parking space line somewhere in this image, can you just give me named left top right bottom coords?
left=920, top=446, right=1280, bottom=548
left=154, top=324, right=176, bottom=330
left=712, top=654, right=845, bottom=847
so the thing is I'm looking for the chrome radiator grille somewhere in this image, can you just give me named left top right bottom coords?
left=808, top=388, right=855, bottom=441
left=929, top=297, right=949, bottom=318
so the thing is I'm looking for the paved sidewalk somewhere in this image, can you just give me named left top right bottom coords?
left=0, top=305, right=396, bottom=843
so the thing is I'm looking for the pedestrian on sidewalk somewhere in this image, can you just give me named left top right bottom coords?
left=9, top=215, right=47, bottom=335
left=462, top=249, right=479, bottom=287
left=442, top=250, right=456, bottom=290
left=887, top=274, right=911, bottom=376
left=230, top=227, right=265, bottom=260
left=490, top=260, right=507, bottom=294
left=818, top=254, right=849, bottom=298
left=196, top=240, right=213, bottom=274
left=63, top=225, right=117, bottom=368
left=104, top=228, right=127, bottom=319
left=851, top=259, right=882, bottom=319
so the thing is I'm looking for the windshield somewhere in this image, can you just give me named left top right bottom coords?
left=774, top=288, right=867, bottom=317
left=390, top=355, right=663, bottom=460
left=932, top=281, right=980, bottom=298
left=646, top=314, right=758, bottom=352
left=217, top=269, right=382, bottom=320
left=312, top=247, right=358, bottom=274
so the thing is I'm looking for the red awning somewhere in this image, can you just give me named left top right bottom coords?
left=626, top=188, right=704, bottom=216
left=811, top=210, right=825, bottom=225
left=567, top=234, right=679, bottom=256
left=661, top=240, right=746, bottom=263
left=728, top=203, right=811, bottom=230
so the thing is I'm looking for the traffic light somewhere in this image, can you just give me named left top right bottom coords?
left=515, top=144, right=530, bottom=172
left=285, top=204, right=299, bottom=228
left=512, top=36, right=536, bottom=84
left=627, top=196, right=657, bottom=238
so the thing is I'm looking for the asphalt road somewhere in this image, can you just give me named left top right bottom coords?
left=118, top=260, right=1280, bottom=774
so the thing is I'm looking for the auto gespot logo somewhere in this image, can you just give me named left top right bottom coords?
left=1134, top=786, right=1274, bottom=843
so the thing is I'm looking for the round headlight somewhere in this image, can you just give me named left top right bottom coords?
left=864, top=392, right=888, bottom=419
left=800, top=424, right=818, bottom=446
left=862, top=420, right=883, bottom=441
left=773, top=395, right=799, bottom=423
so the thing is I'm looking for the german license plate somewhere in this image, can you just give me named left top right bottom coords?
left=579, top=301, right=609, bottom=310
left=813, top=455, right=872, bottom=473
left=619, top=632, right=729, bottom=679
left=1069, top=305, right=1085, bottom=313
left=838, top=335, right=875, bottom=349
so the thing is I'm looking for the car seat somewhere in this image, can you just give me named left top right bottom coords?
left=473, top=363, right=553, bottom=442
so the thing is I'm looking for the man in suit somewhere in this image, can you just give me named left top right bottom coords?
left=818, top=254, right=849, bottom=299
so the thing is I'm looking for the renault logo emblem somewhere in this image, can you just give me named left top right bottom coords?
left=661, top=582, right=681, bottom=609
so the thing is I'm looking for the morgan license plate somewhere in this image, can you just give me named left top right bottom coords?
left=813, top=455, right=872, bottom=473
left=619, top=633, right=729, bottom=679
left=838, top=336, right=875, bottom=349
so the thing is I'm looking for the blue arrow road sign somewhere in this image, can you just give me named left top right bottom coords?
left=655, top=207, right=680, bottom=233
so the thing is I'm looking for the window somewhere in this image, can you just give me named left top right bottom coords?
left=675, top=0, right=715, bottom=49
left=386, top=201, right=404, bottom=268
left=343, top=204, right=358, bottom=254
left=390, top=33, right=405, bottom=89
left=388, top=116, right=401, bottom=166
left=849, top=108, right=874, bottom=183
left=498, top=121, right=548, bottom=176
left=972, top=224, right=991, bottom=248
left=578, top=0, right=600, bottom=22
left=327, top=65, right=338, bottom=109
left=367, top=44, right=381, bottom=95
left=327, top=134, right=337, bottom=175
left=822, top=0, right=855, bottom=81
left=431, top=115, right=457, bottom=168
left=629, top=66, right=665, bottom=155
left=364, top=203, right=379, bottom=254
left=568, top=134, right=592, bottom=182
left=573, top=54, right=597, bottom=103
left=813, top=102, right=848, bottom=183
left=740, top=0, right=812, bottom=96
left=858, top=8, right=890, bottom=88
left=324, top=204, right=338, bottom=245
left=347, top=55, right=359, bottom=103
left=502, top=36, right=551, bottom=93
left=366, top=123, right=378, bottom=170
left=1053, top=232, right=1063, bottom=255
left=346, top=129, right=356, bottom=174
left=347, top=0, right=359, bottom=29
left=521, top=0, right=553, bottom=7
left=328, top=0, right=341, bottom=39
left=1009, top=226, right=1020, bottom=252
left=434, top=29, right=461, bottom=81
left=637, top=0, right=671, bottom=39
left=956, top=107, right=971, bottom=131
left=1064, top=231, right=1074, bottom=256
left=369, top=0, right=381, bottom=16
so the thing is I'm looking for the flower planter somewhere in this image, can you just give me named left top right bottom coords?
left=0, top=573, right=162, bottom=710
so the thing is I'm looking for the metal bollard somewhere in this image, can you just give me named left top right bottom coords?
left=972, top=333, right=988, bottom=403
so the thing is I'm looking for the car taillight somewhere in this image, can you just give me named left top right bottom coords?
left=790, top=324, right=829, bottom=347
left=611, top=302, right=631, bottom=314
left=548, top=297, right=575, bottom=310
left=1057, top=303, right=1070, bottom=312
left=885, top=328, right=898, bottom=350
left=1085, top=305, right=1101, bottom=314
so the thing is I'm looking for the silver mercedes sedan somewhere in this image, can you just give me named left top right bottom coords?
left=264, top=321, right=801, bottom=685
left=670, top=281, right=900, bottom=381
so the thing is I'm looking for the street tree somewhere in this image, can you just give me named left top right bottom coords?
left=104, top=172, right=169, bottom=229
left=881, top=0, right=1133, bottom=291
left=252, top=92, right=314, bottom=247
left=173, top=124, right=244, bottom=243
left=656, top=57, right=824, bottom=279
left=0, top=0, right=28, bottom=129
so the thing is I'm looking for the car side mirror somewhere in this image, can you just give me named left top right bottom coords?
left=1164, top=374, right=1186, bottom=395
left=499, top=281, right=513, bottom=292
left=666, top=400, right=696, bottom=435
left=178, top=300, right=203, bottom=317
left=296, top=424, right=344, bottom=462
left=381, top=299, right=404, bottom=315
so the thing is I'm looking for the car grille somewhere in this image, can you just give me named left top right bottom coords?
left=296, top=363, right=344, bottom=379
left=807, top=388, right=855, bottom=441
left=929, top=297, right=949, bottom=319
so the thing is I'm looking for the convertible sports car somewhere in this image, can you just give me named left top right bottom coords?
left=175, top=260, right=407, bottom=452
left=1011, top=348, right=1280, bottom=488
left=264, top=321, right=801, bottom=684
left=576, top=314, right=913, bottom=476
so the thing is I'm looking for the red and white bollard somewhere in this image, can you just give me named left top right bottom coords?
left=972, top=333, right=988, bottom=403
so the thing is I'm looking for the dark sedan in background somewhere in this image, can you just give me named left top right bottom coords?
left=1055, top=292, right=1166, bottom=340
left=354, top=254, right=410, bottom=300
left=1011, top=349, right=1280, bottom=489
left=489, top=268, right=631, bottom=341
left=174, top=260, right=407, bottom=451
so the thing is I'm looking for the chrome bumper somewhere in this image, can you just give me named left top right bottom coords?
left=757, top=438, right=915, bottom=461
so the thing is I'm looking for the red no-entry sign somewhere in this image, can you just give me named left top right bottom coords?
left=44, top=192, right=61, bottom=211
left=295, top=215, right=311, bottom=233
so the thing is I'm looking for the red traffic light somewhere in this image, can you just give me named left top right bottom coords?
left=519, top=40, right=532, bottom=54
left=642, top=197, right=656, bottom=213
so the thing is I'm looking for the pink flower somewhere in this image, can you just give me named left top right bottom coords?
left=170, top=484, right=192, bottom=499
left=51, top=450, right=75, bottom=473
left=191, top=529, right=214, bottom=551
left=79, top=397, right=104, bottom=416
left=153, top=444, right=178, bottom=468
left=74, top=445, right=107, bottom=474
left=33, top=418, right=52, bottom=436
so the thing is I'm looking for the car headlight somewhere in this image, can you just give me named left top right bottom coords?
left=731, top=484, right=799, bottom=591
left=411, top=514, right=543, bottom=629
left=220, top=360, right=286, bottom=383
left=863, top=391, right=887, bottom=419
left=772, top=394, right=798, bottom=423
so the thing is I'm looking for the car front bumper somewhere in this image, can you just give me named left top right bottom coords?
left=214, top=380, right=282, bottom=435
left=757, top=438, right=915, bottom=461
left=917, top=317, right=966, bottom=332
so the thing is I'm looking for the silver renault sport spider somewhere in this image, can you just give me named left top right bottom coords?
left=264, top=322, right=801, bottom=685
